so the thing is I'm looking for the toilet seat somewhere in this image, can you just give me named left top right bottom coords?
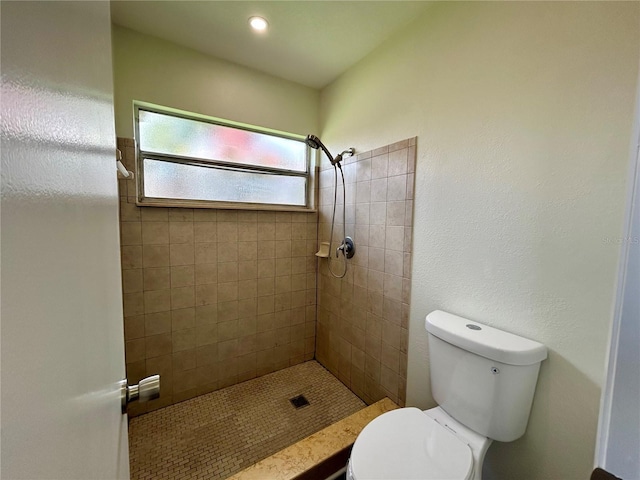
left=349, top=407, right=474, bottom=480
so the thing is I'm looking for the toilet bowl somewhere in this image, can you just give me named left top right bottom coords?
left=346, top=310, right=547, bottom=480
left=347, top=407, right=491, bottom=480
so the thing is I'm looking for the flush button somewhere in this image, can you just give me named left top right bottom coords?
left=466, top=324, right=481, bottom=330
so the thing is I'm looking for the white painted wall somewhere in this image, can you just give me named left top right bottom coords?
left=320, top=2, right=639, bottom=479
left=112, top=25, right=319, bottom=138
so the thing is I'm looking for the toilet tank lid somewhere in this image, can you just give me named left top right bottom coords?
left=425, top=310, right=548, bottom=366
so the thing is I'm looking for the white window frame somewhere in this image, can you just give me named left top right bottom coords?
left=133, top=102, right=315, bottom=211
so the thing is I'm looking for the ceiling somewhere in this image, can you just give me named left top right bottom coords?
left=110, top=1, right=431, bottom=89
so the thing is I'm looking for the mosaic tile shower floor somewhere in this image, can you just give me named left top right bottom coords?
left=128, top=361, right=365, bottom=479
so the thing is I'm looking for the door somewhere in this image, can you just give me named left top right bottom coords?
left=595, top=68, right=640, bottom=479
left=1, top=2, right=129, bottom=478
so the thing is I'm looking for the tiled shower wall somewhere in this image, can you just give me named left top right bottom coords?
left=316, top=138, right=416, bottom=407
left=117, top=138, right=318, bottom=416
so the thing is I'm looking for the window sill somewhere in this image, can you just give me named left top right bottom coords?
left=136, top=197, right=317, bottom=213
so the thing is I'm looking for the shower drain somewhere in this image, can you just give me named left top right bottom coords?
left=289, top=394, right=310, bottom=409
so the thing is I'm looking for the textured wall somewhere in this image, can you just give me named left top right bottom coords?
left=319, top=2, right=639, bottom=479
left=112, top=26, right=318, bottom=139
left=316, top=138, right=416, bottom=407
left=117, top=139, right=317, bottom=415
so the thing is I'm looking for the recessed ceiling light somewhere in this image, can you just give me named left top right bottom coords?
left=249, top=16, right=268, bottom=32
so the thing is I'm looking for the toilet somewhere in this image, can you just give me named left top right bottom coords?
left=347, top=310, right=547, bottom=480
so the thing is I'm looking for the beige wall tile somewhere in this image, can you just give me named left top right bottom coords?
left=217, top=282, right=238, bottom=302
left=141, top=207, right=168, bottom=222
left=144, top=289, right=171, bottom=314
left=195, top=283, right=217, bottom=306
left=118, top=137, right=320, bottom=409
left=315, top=138, right=414, bottom=404
left=141, top=222, right=169, bottom=245
left=218, top=339, right=238, bottom=361
left=196, top=305, right=217, bottom=325
left=237, top=211, right=257, bottom=223
left=173, top=369, right=197, bottom=393
left=238, top=299, right=257, bottom=319
left=217, top=301, right=239, bottom=322
left=368, top=248, right=385, bottom=273
left=145, top=311, right=172, bottom=336
left=123, top=292, right=144, bottom=317
left=238, top=260, right=257, bottom=280
left=388, top=148, right=408, bottom=176
left=124, top=315, right=145, bottom=340
left=196, top=344, right=218, bottom=366
left=218, top=242, right=238, bottom=262
left=173, top=350, right=196, bottom=372
left=121, top=245, right=143, bottom=269
left=238, top=316, right=257, bottom=337
left=238, top=222, right=258, bottom=241
left=384, top=250, right=404, bottom=276
left=194, top=222, right=217, bottom=243
left=406, top=173, right=415, bottom=200
left=386, top=201, right=405, bottom=227
left=169, top=209, right=193, bottom=222
left=387, top=175, right=407, bottom=202
left=257, top=240, right=275, bottom=259
left=257, top=223, right=276, bottom=241
left=146, top=333, right=172, bottom=358
left=238, top=279, right=257, bottom=300
left=122, top=268, right=143, bottom=293
left=257, top=296, right=274, bottom=315
left=371, top=154, right=389, bottom=179
left=172, top=308, right=195, bottom=331
left=370, top=202, right=386, bottom=226
left=144, top=267, right=170, bottom=291
left=383, top=274, right=402, bottom=301
left=171, top=265, right=195, bottom=288
left=404, top=201, right=413, bottom=227
left=385, top=226, right=404, bottom=251
left=125, top=338, right=145, bottom=363
left=217, top=222, right=238, bottom=243
left=126, top=360, right=146, bottom=385
left=193, top=209, right=216, bottom=222
left=217, top=210, right=237, bottom=222
left=146, top=354, right=172, bottom=381
left=169, top=222, right=194, bottom=244
left=195, top=263, right=217, bottom=285
left=218, top=320, right=238, bottom=342
left=171, top=286, right=195, bottom=310
left=119, top=198, right=141, bottom=222
left=218, top=262, right=239, bottom=282
left=170, top=244, right=195, bottom=266
left=142, top=245, right=170, bottom=268
left=172, top=328, right=196, bottom=352
left=195, top=242, right=217, bottom=264
left=275, top=241, right=292, bottom=259
left=121, top=222, right=142, bottom=245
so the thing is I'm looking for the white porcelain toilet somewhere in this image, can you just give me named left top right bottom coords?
left=347, top=310, right=547, bottom=480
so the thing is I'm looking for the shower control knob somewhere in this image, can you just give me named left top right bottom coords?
left=337, top=236, right=356, bottom=259
left=120, top=375, right=160, bottom=413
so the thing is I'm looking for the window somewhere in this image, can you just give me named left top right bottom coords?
left=134, top=102, right=312, bottom=209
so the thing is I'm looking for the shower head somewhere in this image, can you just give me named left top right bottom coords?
left=305, top=134, right=335, bottom=165
left=305, top=134, right=321, bottom=150
left=305, top=134, right=354, bottom=167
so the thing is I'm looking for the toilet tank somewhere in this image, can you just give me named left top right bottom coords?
left=425, top=310, right=547, bottom=442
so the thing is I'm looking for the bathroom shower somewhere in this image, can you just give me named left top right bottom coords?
left=306, top=134, right=355, bottom=278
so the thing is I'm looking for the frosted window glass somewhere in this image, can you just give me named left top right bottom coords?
left=139, top=110, right=306, bottom=172
left=144, top=159, right=306, bottom=206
